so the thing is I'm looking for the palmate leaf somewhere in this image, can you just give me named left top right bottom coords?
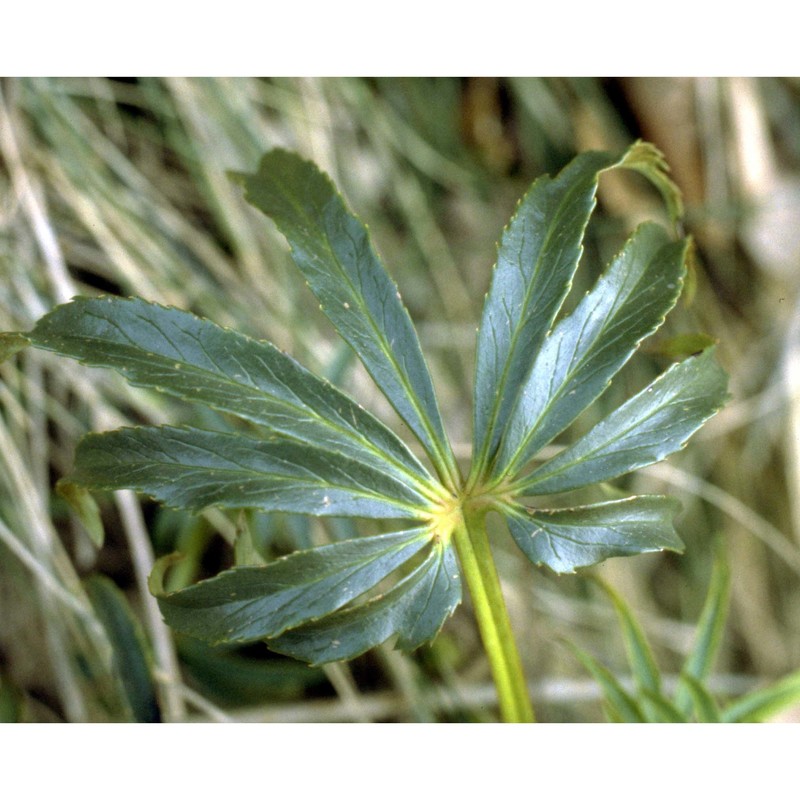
left=3, top=296, right=438, bottom=502
left=505, top=496, right=683, bottom=574
left=66, top=425, right=431, bottom=519
left=499, top=345, right=726, bottom=573
left=513, top=347, right=729, bottom=497
left=472, top=141, right=683, bottom=477
left=151, top=531, right=460, bottom=666
left=149, top=528, right=433, bottom=644
left=233, top=151, right=458, bottom=486
left=268, top=541, right=461, bottom=666
left=493, top=224, right=688, bottom=481
left=0, top=141, right=727, bottom=689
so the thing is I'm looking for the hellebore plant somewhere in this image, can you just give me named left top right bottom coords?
left=0, top=142, right=728, bottom=722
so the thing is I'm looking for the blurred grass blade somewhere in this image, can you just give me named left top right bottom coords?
left=593, top=578, right=662, bottom=696
left=268, top=542, right=461, bottom=666
left=722, top=670, right=800, bottom=722
left=494, top=225, right=687, bottom=480
left=66, top=425, right=433, bottom=519
left=564, top=640, right=646, bottom=722
left=674, top=546, right=730, bottom=716
left=84, top=575, right=161, bottom=723
left=640, top=689, right=687, bottom=722
left=233, top=149, right=458, bottom=486
left=505, top=496, right=683, bottom=574
left=515, top=347, right=729, bottom=496
left=150, top=528, right=431, bottom=644
left=3, top=296, right=437, bottom=498
left=678, top=672, right=721, bottom=722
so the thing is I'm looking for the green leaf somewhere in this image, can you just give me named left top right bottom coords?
left=233, top=150, right=457, bottom=485
left=149, top=528, right=432, bottom=644
left=268, top=542, right=461, bottom=666
left=674, top=547, right=730, bottom=716
left=14, top=296, right=437, bottom=499
left=505, top=496, right=683, bottom=574
left=678, top=672, right=721, bottom=722
left=471, top=140, right=684, bottom=478
left=494, top=225, right=688, bottom=480
left=722, top=670, right=800, bottom=723
left=514, top=347, right=729, bottom=496
left=563, top=640, right=646, bottom=723
left=84, top=575, right=160, bottom=723
left=68, top=425, right=432, bottom=519
left=594, top=578, right=663, bottom=696
left=472, top=150, right=621, bottom=472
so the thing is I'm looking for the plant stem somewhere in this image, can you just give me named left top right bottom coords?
left=452, top=507, right=535, bottom=722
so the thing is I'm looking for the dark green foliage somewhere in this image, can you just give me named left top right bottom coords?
left=0, top=142, right=728, bottom=666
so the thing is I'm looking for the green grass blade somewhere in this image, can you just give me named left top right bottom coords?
left=564, top=640, right=646, bottom=722
left=722, top=670, right=800, bottom=722
left=674, top=547, right=731, bottom=716
left=84, top=575, right=161, bottom=723
left=267, top=542, right=461, bottom=666
left=149, top=528, right=432, bottom=644
left=495, top=225, right=688, bottom=480
left=505, top=496, right=683, bottom=574
left=515, top=347, right=729, bottom=496
left=594, top=578, right=662, bottom=696
left=678, top=672, right=721, bottom=722
left=640, top=689, right=688, bottom=722
left=233, top=150, right=458, bottom=486
left=67, top=425, right=433, bottom=519
left=8, top=296, right=438, bottom=500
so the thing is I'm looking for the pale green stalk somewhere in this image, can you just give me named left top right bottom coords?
left=451, top=507, right=535, bottom=723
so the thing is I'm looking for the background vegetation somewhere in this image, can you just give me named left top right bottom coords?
left=1, top=76, right=799, bottom=722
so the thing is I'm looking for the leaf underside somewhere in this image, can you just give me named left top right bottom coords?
left=152, top=531, right=461, bottom=666
left=150, top=528, right=434, bottom=644
left=234, top=150, right=457, bottom=483
left=13, top=296, right=435, bottom=497
left=472, top=150, right=620, bottom=470
left=506, top=496, right=683, bottom=574
left=268, top=541, right=461, bottom=666
left=472, top=140, right=685, bottom=480
left=514, top=347, right=729, bottom=496
left=67, top=425, right=430, bottom=519
left=494, top=224, right=688, bottom=480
